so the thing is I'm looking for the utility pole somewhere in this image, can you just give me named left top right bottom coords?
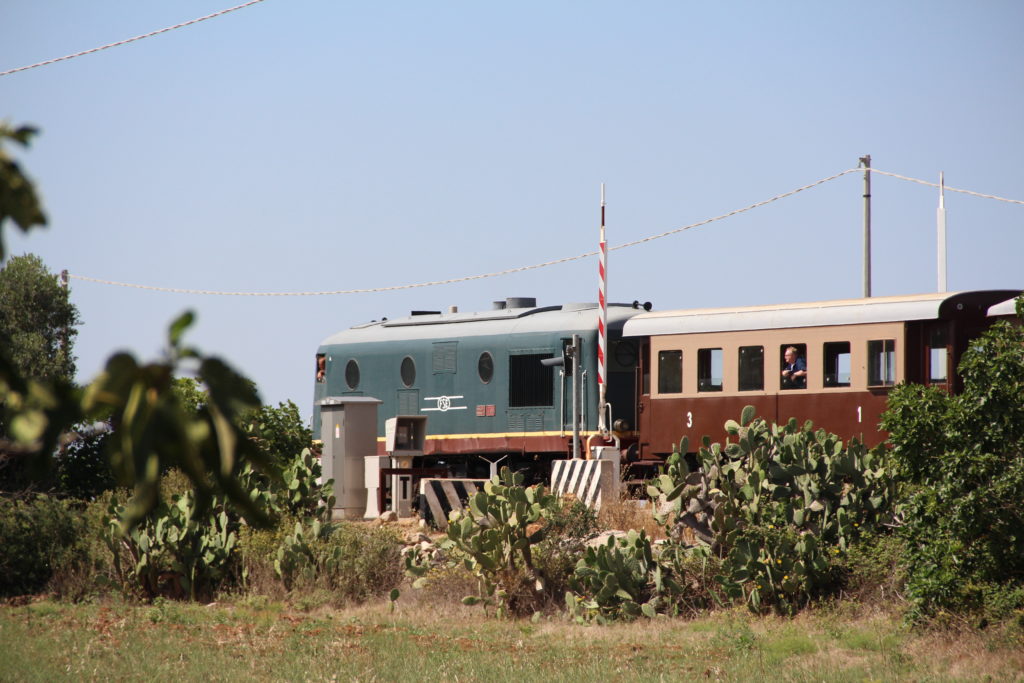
left=937, top=172, right=947, bottom=292
left=859, top=155, right=872, bottom=298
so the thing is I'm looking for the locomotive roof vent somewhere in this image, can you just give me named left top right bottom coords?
left=505, top=297, right=537, bottom=309
left=492, top=301, right=506, bottom=310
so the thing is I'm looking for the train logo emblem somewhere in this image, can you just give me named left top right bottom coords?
left=423, top=395, right=467, bottom=412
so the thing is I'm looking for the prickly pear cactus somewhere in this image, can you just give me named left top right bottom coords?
left=566, top=529, right=674, bottom=622
left=443, top=467, right=558, bottom=617
left=649, top=405, right=895, bottom=614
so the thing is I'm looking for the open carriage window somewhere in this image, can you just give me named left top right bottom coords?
left=928, top=326, right=949, bottom=385
left=823, top=342, right=851, bottom=387
left=780, top=343, right=807, bottom=390
left=778, top=344, right=802, bottom=393
left=315, top=354, right=326, bottom=383
left=867, top=339, right=896, bottom=387
left=697, top=348, right=723, bottom=392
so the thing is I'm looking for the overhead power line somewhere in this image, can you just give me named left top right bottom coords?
left=67, top=167, right=1024, bottom=297
left=0, top=0, right=269, bottom=78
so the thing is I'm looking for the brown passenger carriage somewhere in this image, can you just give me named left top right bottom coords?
left=622, top=290, right=1020, bottom=458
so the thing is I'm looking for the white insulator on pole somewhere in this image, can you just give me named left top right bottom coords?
left=597, top=184, right=608, bottom=436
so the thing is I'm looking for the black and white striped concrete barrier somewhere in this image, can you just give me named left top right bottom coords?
left=550, top=458, right=618, bottom=509
left=418, top=478, right=488, bottom=529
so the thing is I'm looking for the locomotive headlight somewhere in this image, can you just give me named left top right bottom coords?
left=613, top=418, right=630, bottom=432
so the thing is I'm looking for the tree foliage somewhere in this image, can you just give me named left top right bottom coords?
left=243, top=399, right=312, bottom=469
left=881, top=300, right=1024, bottom=620
left=0, top=253, right=81, bottom=383
left=0, top=122, right=47, bottom=261
left=0, top=122, right=282, bottom=523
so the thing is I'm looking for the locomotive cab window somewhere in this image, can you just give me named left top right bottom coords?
left=823, top=342, right=851, bottom=387
left=509, top=354, right=554, bottom=407
left=657, top=350, right=682, bottom=394
left=868, top=339, right=896, bottom=387
left=315, top=354, right=326, bottom=383
left=780, top=344, right=807, bottom=390
left=697, top=348, right=723, bottom=392
left=738, top=346, right=764, bottom=391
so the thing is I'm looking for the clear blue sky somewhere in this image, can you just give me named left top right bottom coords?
left=3, top=1, right=1022, bottom=421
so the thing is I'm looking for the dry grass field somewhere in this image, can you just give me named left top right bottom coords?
left=2, top=596, right=1022, bottom=682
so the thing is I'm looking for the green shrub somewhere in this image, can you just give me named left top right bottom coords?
left=882, top=310, right=1024, bottom=622
left=259, top=518, right=403, bottom=604
left=835, top=530, right=906, bottom=604
left=530, top=498, right=602, bottom=608
left=0, top=495, right=84, bottom=596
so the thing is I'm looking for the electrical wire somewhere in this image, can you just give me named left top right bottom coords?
left=0, top=0, right=268, bottom=78
left=67, top=167, right=1024, bottom=296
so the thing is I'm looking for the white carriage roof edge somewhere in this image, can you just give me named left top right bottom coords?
left=318, top=302, right=643, bottom=347
left=623, top=290, right=1022, bottom=337
left=988, top=297, right=1021, bottom=317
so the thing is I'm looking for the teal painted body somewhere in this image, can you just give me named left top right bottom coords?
left=312, top=302, right=643, bottom=455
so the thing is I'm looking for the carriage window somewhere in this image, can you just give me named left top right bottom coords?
left=780, top=344, right=807, bottom=390
left=868, top=339, right=896, bottom=386
left=738, top=346, right=764, bottom=391
left=657, top=350, right=682, bottom=394
left=823, top=342, right=851, bottom=387
left=697, top=348, right=723, bottom=392
left=344, top=359, right=360, bottom=390
left=509, top=354, right=554, bottom=407
left=928, top=327, right=948, bottom=384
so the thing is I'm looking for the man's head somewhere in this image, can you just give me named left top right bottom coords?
left=784, top=346, right=799, bottom=363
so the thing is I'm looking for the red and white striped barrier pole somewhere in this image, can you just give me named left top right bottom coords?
left=597, top=184, right=608, bottom=437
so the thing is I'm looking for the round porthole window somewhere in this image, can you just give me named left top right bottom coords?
left=401, top=356, right=416, bottom=387
left=478, top=352, right=494, bottom=384
left=345, top=359, right=360, bottom=390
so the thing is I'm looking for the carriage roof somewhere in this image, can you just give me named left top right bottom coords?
left=623, top=290, right=1021, bottom=337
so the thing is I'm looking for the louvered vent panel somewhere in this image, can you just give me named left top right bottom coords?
left=397, top=390, right=419, bottom=415
left=432, top=342, right=458, bottom=374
